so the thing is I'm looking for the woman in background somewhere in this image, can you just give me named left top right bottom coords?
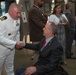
left=48, top=3, right=69, bottom=65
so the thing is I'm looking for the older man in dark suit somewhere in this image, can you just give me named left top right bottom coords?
left=15, top=22, right=68, bottom=75
left=64, top=2, right=76, bottom=59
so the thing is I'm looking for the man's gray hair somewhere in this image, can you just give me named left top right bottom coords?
left=49, top=22, right=58, bottom=35
left=9, top=3, right=20, bottom=10
left=65, top=2, right=72, bottom=9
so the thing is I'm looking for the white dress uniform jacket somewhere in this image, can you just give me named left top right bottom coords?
left=0, top=13, right=20, bottom=75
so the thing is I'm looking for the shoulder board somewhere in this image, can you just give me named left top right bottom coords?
left=0, top=16, right=7, bottom=21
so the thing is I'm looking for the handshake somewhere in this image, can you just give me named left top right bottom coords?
left=15, top=41, right=25, bottom=49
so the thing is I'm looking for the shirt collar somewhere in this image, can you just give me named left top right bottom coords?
left=6, top=13, right=14, bottom=21
left=7, top=13, right=19, bottom=22
left=46, top=37, right=54, bottom=45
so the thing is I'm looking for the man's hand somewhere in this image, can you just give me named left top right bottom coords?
left=25, top=66, right=36, bottom=75
left=15, top=41, right=25, bottom=49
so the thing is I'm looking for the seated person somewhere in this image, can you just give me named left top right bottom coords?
left=15, top=22, right=69, bottom=75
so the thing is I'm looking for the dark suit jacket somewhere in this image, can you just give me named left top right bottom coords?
left=24, top=37, right=65, bottom=75
left=28, top=5, right=47, bottom=42
left=64, top=10, right=75, bottom=33
left=64, top=10, right=75, bottom=57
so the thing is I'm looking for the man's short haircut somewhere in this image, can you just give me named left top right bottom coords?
left=65, top=2, right=72, bottom=9
left=49, top=22, right=58, bottom=35
left=9, top=3, right=20, bottom=10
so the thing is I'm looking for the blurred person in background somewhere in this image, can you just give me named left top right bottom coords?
left=64, top=2, right=76, bottom=59
left=48, top=3, right=68, bottom=65
left=28, top=0, right=47, bottom=62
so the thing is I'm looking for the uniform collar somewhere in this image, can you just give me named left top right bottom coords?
left=6, top=13, right=14, bottom=21
left=6, top=13, right=19, bottom=22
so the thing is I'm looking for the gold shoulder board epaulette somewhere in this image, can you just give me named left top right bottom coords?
left=0, top=16, right=7, bottom=21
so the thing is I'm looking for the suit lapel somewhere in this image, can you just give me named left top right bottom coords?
left=42, top=38, right=54, bottom=52
left=41, top=40, right=52, bottom=53
left=41, top=37, right=56, bottom=53
left=33, top=5, right=45, bottom=18
left=33, top=5, right=42, bottom=13
left=40, top=37, right=56, bottom=57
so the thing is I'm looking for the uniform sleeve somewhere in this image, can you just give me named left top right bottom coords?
left=0, top=22, right=16, bottom=49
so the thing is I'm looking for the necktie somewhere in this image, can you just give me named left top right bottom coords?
left=41, top=39, right=46, bottom=51
left=43, top=39, right=46, bottom=47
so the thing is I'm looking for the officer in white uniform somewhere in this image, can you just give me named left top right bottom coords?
left=0, top=3, right=24, bottom=75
